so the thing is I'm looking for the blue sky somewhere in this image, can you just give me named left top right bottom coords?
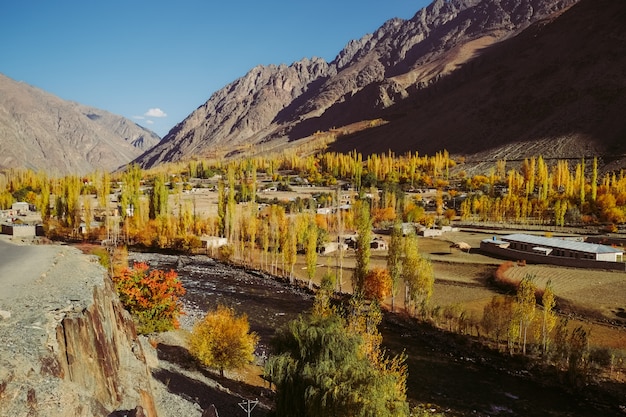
left=1, top=1, right=431, bottom=137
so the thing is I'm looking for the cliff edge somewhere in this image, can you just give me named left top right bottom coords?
left=0, top=237, right=157, bottom=416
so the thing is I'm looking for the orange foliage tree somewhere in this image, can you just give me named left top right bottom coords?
left=363, top=267, right=392, bottom=303
left=113, top=262, right=186, bottom=334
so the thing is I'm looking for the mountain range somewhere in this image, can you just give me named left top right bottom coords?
left=134, top=0, right=626, bottom=173
left=0, top=73, right=160, bottom=175
left=2, top=0, right=625, bottom=175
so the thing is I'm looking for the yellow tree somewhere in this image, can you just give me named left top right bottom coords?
left=305, top=214, right=318, bottom=288
left=516, top=274, right=537, bottom=355
left=189, top=305, right=258, bottom=377
left=541, top=280, right=557, bottom=357
left=402, top=233, right=434, bottom=317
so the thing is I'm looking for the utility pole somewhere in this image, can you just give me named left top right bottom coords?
left=238, top=399, right=258, bottom=417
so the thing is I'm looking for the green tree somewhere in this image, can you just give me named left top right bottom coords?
left=353, top=200, right=372, bottom=293
left=189, top=305, right=258, bottom=377
left=149, top=174, right=169, bottom=220
left=568, top=326, right=590, bottom=385
left=120, top=164, right=142, bottom=222
left=305, top=214, right=318, bottom=288
left=227, top=164, right=236, bottom=242
left=386, top=220, right=403, bottom=312
left=265, top=310, right=408, bottom=417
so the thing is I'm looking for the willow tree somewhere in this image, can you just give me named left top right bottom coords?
left=265, top=300, right=409, bottom=417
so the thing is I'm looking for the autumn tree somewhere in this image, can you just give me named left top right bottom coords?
left=541, top=280, right=557, bottom=357
left=189, top=305, right=258, bottom=377
left=386, top=220, right=403, bottom=312
left=516, top=274, right=537, bottom=355
left=481, top=295, right=514, bottom=351
left=402, top=232, right=434, bottom=318
left=363, top=267, right=392, bottom=303
left=217, top=178, right=226, bottom=237
left=113, top=262, right=185, bottom=334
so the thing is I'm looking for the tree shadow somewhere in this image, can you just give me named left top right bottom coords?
left=154, top=342, right=273, bottom=416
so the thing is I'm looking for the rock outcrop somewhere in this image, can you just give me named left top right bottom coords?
left=0, top=238, right=157, bottom=416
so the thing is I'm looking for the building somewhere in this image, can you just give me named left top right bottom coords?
left=481, top=233, right=625, bottom=270
left=200, top=236, right=228, bottom=250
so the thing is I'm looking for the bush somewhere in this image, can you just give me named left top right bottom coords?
left=113, top=262, right=186, bottom=334
left=189, top=305, right=258, bottom=377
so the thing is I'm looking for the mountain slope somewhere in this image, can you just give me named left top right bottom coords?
left=328, top=0, right=626, bottom=171
left=134, top=0, right=581, bottom=168
left=0, top=74, right=160, bottom=175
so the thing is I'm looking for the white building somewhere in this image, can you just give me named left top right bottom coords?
left=482, top=233, right=624, bottom=262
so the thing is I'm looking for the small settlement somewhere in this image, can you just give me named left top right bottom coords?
left=0, top=202, right=42, bottom=239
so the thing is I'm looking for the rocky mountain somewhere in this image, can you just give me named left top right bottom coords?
left=0, top=73, right=160, bottom=175
left=132, top=0, right=620, bottom=170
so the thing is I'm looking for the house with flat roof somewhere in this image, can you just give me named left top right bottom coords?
left=481, top=233, right=625, bottom=270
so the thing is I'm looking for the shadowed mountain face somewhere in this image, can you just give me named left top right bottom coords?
left=132, top=0, right=626, bottom=170
left=328, top=0, right=626, bottom=171
left=0, top=73, right=160, bottom=175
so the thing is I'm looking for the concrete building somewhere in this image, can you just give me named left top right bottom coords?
left=481, top=233, right=625, bottom=270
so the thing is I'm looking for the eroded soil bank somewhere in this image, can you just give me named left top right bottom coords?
left=131, top=252, right=626, bottom=417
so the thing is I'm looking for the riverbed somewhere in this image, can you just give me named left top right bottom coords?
left=130, top=251, right=626, bottom=417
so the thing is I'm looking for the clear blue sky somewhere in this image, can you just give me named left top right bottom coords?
left=1, top=1, right=431, bottom=137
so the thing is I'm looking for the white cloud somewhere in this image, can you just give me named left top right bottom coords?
left=144, top=108, right=167, bottom=118
left=145, top=120, right=154, bottom=125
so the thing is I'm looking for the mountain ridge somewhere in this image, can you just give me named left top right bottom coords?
left=0, top=73, right=160, bottom=175
left=133, top=0, right=586, bottom=169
